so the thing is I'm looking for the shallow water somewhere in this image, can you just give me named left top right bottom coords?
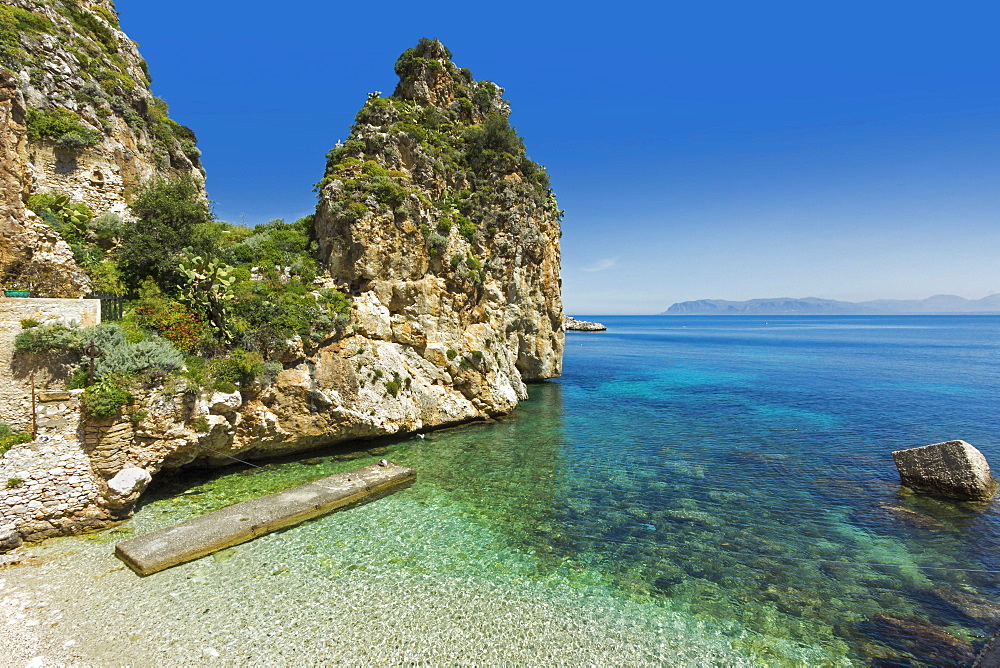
left=4, top=315, right=1000, bottom=665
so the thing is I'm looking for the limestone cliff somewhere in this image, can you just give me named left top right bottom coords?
left=246, top=38, right=564, bottom=453
left=0, top=0, right=202, bottom=295
left=188, top=39, right=564, bottom=461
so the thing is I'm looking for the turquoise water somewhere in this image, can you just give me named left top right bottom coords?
left=8, top=315, right=1000, bottom=665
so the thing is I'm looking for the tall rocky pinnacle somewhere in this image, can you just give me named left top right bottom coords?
left=313, top=38, right=564, bottom=390
left=0, top=0, right=203, bottom=295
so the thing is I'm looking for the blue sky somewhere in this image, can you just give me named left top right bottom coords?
left=115, top=0, right=1000, bottom=314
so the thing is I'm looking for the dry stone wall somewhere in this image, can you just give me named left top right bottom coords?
left=0, top=298, right=100, bottom=429
left=0, top=391, right=110, bottom=543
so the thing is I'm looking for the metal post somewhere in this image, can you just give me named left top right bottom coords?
left=30, top=372, right=37, bottom=439
left=83, top=343, right=102, bottom=386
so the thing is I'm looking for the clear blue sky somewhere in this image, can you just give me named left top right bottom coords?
left=116, top=0, right=1000, bottom=314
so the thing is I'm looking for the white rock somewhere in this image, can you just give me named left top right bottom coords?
left=209, top=391, right=242, bottom=414
left=107, top=468, right=152, bottom=498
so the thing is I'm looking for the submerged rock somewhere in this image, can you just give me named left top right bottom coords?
left=563, top=316, right=607, bottom=331
left=892, top=440, right=998, bottom=501
left=862, top=613, right=976, bottom=665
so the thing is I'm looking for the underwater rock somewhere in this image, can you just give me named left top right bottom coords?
left=863, top=614, right=976, bottom=665
left=974, top=631, right=1000, bottom=667
left=892, top=440, right=998, bottom=501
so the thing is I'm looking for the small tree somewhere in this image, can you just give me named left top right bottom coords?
left=117, top=177, right=211, bottom=293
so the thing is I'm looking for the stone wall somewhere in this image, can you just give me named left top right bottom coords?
left=0, top=391, right=112, bottom=542
left=0, top=298, right=100, bottom=429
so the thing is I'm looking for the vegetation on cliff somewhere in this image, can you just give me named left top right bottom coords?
left=0, top=0, right=206, bottom=301
left=1, top=0, right=199, bottom=163
left=317, top=38, right=561, bottom=286
left=14, top=178, right=351, bottom=420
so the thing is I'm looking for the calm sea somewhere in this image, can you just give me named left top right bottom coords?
left=7, top=315, right=1000, bottom=665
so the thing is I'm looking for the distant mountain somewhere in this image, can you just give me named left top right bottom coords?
left=662, top=294, right=1000, bottom=315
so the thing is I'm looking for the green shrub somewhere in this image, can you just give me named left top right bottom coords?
left=262, top=361, right=283, bottom=385
left=83, top=259, right=126, bottom=296
left=118, top=176, right=212, bottom=293
left=25, top=108, right=101, bottom=146
left=426, top=232, right=448, bottom=255
left=457, top=215, right=476, bottom=242
left=19, top=318, right=39, bottom=329
left=446, top=349, right=457, bottom=360
left=96, top=336, right=184, bottom=379
left=462, top=113, right=523, bottom=171
left=80, top=323, right=128, bottom=351
left=80, top=378, right=131, bottom=420
left=192, top=416, right=210, bottom=432
left=0, top=424, right=32, bottom=455
left=14, top=322, right=81, bottom=354
left=55, top=131, right=100, bottom=150
left=6, top=478, right=23, bottom=488
left=208, top=349, right=265, bottom=389
left=384, top=372, right=402, bottom=397
left=90, top=212, right=124, bottom=244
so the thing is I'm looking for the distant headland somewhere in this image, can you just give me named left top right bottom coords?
left=662, top=294, right=1000, bottom=315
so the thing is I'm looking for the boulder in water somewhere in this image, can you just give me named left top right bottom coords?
left=892, top=440, right=998, bottom=501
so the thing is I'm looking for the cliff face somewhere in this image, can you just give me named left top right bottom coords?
left=0, top=0, right=202, bottom=295
left=317, top=39, right=562, bottom=374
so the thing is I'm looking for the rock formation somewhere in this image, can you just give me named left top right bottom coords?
left=0, top=0, right=203, bottom=296
left=564, top=315, right=606, bottom=331
left=892, top=440, right=998, bottom=501
left=0, top=38, right=564, bottom=546
left=200, top=38, right=564, bottom=460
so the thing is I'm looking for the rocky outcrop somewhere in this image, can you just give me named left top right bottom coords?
left=892, top=440, right=999, bottom=501
left=253, top=37, right=564, bottom=455
left=0, top=0, right=202, bottom=296
left=564, top=315, right=606, bottom=331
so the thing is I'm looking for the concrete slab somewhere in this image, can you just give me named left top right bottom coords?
left=115, top=461, right=415, bottom=575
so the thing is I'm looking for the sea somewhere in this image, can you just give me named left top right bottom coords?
left=4, top=315, right=1000, bottom=666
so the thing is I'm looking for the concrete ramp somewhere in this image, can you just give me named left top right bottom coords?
left=115, top=461, right=415, bottom=575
